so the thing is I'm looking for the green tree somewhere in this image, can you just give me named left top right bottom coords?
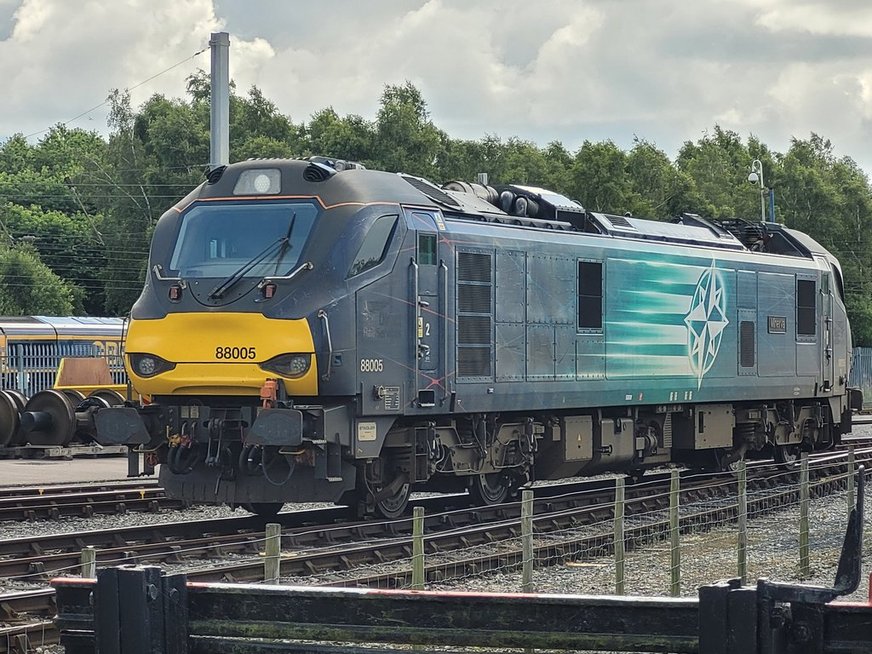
left=0, top=243, right=75, bottom=315
left=374, top=82, right=444, bottom=176
left=98, top=90, right=160, bottom=314
left=776, top=134, right=872, bottom=345
left=305, top=108, right=375, bottom=163
left=676, top=126, right=756, bottom=219
left=625, top=138, right=692, bottom=218
left=569, top=140, right=630, bottom=213
left=0, top=126, right=109, bottom=313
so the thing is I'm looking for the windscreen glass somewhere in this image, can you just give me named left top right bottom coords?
left=168, top=201, right=318, bottom=278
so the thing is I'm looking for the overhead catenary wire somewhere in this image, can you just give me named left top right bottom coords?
left=22, top=47, right=209, bottom=140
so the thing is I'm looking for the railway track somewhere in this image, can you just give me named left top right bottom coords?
left=3, top=449, right=871, bottom=580
left=3, top=448, right=867, bottom=586
left=0, top=588, right=57, bottom=653
left=2, top=445, right=870, bottom=653
left=183, top=448, right=872, bottom=585
left=0, top=482, right=181, bottom=521
left=0, top=478, right=159, bottom=498
left=8, top=450, right=872, bottom=652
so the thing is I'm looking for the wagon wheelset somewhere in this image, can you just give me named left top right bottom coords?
left=19, top=389, right=76, bottom=446
left=4, top=389, right=26, bottom=414
left=88, top=389, right=126, bottom=407
left=60, top=389, right=86, bottom=408
left=0, top=390, right=21, bottom=447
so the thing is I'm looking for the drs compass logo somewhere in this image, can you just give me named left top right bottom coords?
left=684, top=261, right=729, bottom=388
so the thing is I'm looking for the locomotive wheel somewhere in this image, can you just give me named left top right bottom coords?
left=774, top=445, right=800, bottom=470
left=21, top=389, right=76, bottom=446
left=469, top=473, right=510, bottom=506
left=4, top=389, right=26, bottom=414
left=0, top=390, right=20, bottom=447
left=374, top=482, right=411, bottom=519
left=243, top=502, right=284, bottom=517
left=88, top=389, right=126, bottom=406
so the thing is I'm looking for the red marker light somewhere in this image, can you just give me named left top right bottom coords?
left=169, top=285, right=183, bottom=301
left=262, top=283, right=277, bottom=299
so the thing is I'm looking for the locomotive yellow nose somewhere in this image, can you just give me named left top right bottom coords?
left=124, top=313, right=318, bottom=396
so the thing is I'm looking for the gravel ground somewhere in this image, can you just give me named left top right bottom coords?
left=424, top=484, right=872, bottom=603
left=4, top=447, right=871, bottom=653
left=25, top=481, right=867, bottom=654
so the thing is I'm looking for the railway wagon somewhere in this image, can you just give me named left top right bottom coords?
left=0, top=316, right=126, bottom=396
left=93, top=158, right=860, bottom=517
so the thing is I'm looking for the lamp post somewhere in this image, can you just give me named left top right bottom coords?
left=748, top=159, right=768, bottom=223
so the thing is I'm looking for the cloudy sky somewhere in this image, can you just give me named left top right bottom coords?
left=2, top=0, right=872, bottom=174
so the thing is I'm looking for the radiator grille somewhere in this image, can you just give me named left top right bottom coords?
left=457, top=251, right=493, bottom=378
left=458, top=252, right=492, bottom=283
left=458, top=347, right=491, bottom=377
left=459, top=316, right=491, bottom=344
left=458, top=285, right=491, bottom=313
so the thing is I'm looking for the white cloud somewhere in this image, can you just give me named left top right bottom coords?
left=756, top=2, right=872, bottom=38
left=0, top=0, right=264, bottom=138
left=2, top=0, right=872, bottom=174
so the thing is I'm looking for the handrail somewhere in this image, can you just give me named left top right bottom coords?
left=317, top=309, right=332, bottom=382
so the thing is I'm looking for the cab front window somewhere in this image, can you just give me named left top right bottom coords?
left=168, top=201, right=318, bottom=278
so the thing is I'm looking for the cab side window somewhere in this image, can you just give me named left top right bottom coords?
left=348, top=215, right=398, bottom=277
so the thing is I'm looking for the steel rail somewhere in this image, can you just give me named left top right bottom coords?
left=2, top=449, right=870, bottom=654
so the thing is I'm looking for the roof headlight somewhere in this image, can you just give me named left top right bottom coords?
left=253, top=173, right=272, bottom=193
left=129, top=353, right=176, bottom=378
left=233, top=168, right=281, bottom=195
left=260, top=353, right=311, bottom=379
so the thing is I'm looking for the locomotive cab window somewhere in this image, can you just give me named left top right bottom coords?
left=347, top=214, right=398, bottom=277
left=578, top=261, right=603, bottom=331
left=169, top=201, right=318, bottom=278
left=796, top=279, right=816, bottom=336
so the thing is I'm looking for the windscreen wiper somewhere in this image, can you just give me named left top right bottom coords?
left=271, top=213, right=297, bottom=275
left=208, top=213, right=298, bottom=300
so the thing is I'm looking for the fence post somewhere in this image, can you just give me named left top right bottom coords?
left=521, top=490, right=534, bottom=593
left=799, top=453, right=809, bottom=577
left=614, top=478, right=625, bottom=595
left=847, top=445, right=855, bottom=518
left=669, top=470, right=680, bottom=596
left=81, top=546, right=97, bottom=579
left=264, top=523, right=281, bottom=584
left=411, top=506, right=425, bottom=590
left=737, top=460, right=747, bottom=584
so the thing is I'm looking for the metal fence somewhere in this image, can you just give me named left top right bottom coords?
left=0, top=340, right=126, bottom=397
left=51, top=465, right=870, bottom=653
left=850, top=347, right=872, bottom=410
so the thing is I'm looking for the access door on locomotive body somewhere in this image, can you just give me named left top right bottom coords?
left=407, top=209, right=448, bottom=409
left=353, top=208, right=450, bottom=424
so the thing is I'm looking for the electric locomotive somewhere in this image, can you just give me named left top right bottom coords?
left=93, top=157, right=861, bottom=517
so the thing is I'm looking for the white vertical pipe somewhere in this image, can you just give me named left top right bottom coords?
left=209, top=32, right=230, bottom=168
